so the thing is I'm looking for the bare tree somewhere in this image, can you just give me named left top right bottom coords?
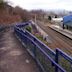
left=0, top=0, right=8, bottom=9
left=13, top=6, right=31, bottom=22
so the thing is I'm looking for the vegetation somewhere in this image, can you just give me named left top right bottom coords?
left=0, top=0, right=69, bottom=25
left=35, top=33, right=43, bottom=41
left=25, top=25, right=49, bottom=45
left=48, top=16, right=52, bottom=21
left=13, top=6, right=31, bottom=22
left=0, top=0, right=7, bottom=8
left=35, top=33, right=48, bottom=45
left=26, top=26, right=32, bottom=32
left=0, top=1, right=31, bottom=24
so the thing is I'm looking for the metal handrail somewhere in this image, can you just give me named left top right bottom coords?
left=56, top=48, right=72, bottom=63
left=15, top=28, right=66, bottom=72
left=14, top=22, right=72, bottom=72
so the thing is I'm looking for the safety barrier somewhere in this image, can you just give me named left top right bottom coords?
left=14, top=22, right=72, bottom=72
left=56, top=48, right=72, bottom=72
left=0, top=26, right=5, bottom=31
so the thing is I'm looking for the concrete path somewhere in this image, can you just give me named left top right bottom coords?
left=0, top=28, right=40, bottom=72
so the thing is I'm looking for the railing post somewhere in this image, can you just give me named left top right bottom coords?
left=55, top=49, right=59, bottom=72
left=32, top=38, right=36, bottom=58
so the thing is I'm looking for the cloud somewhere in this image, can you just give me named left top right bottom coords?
left=8, top=0, right=72, bottom=11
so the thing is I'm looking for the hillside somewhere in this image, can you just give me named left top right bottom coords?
left=0, top=3, right=22, bottom=25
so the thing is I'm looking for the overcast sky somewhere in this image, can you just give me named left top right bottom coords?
left=7, top=0, right=72, bottom=11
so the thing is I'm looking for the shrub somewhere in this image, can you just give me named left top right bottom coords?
left=48, top=16, right=52, bottom=21
left=26, top=26, right=32, bottom=32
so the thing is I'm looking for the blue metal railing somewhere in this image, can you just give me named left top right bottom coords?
left=14, top=22, right=72, bottom=72
left=22, top=29, right=56, bottom=59
left=55, top=48, right=72, bottom=72
left=0, top=25, right=5, bottom=31
left=14, top=27, right=66, bottom=72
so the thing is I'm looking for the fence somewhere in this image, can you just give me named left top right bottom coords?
left=0, top=25, right=5, bottom=31
left=56, top=48, right=72, bottom=72
left=14, top=22, right=72, bottom=72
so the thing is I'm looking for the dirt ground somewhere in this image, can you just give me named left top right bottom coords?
left=0, top=28, right=40, bottom=72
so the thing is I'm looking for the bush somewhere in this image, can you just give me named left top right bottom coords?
left=48, top=16, right=52, bottom=21
left=26, top=26, right=32, bottom=32
left=0, top=0, right=7, bottom=9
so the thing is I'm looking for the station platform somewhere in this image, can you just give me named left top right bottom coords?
left=49, top=25, right=72, bottom=39
left=0, top=28, right=40, bottom=72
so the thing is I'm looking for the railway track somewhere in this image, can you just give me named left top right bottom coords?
left=36, top=21, right=72, bottom=56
